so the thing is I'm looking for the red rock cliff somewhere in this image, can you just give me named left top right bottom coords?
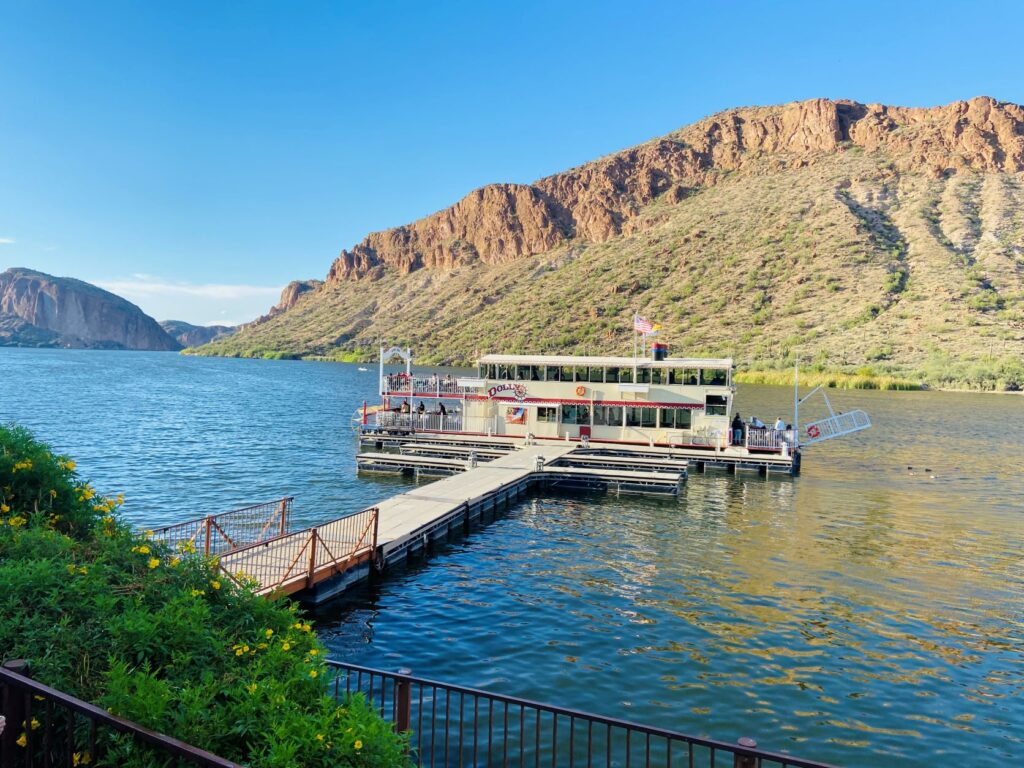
left=325, top=97, right=1024, bottom=282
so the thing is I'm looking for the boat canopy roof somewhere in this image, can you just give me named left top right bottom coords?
left=476, top=354, right=733, bottom=370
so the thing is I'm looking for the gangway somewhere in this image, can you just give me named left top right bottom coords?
left=794, top=374, right=872, bottom=447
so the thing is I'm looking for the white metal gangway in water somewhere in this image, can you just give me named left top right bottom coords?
left=794, top=373, right=872, bottom=447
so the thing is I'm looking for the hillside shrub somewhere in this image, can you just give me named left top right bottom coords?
left=0, top=424, right=409, bottom=767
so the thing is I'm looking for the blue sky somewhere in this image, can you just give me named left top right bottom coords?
left=1, top=0, right=1022, bottom=325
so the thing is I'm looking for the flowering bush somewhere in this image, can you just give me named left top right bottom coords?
left=0, top=425, right=409, bottom=767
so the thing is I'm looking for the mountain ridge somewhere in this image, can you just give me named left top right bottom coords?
left=195, top=97, right=1024, bottom=390
left=0, top=267, right=181, bottom=350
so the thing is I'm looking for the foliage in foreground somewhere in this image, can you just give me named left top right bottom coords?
left=0, top=424, right=409, bottom=767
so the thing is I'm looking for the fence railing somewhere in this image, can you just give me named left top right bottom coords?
left=218, top=507, right=379, bottom=596
left=0, top=661, right=240, bottom=768
left=150, top=497, right=293, bottom=556
left=327, top=661, right=838, bottom=768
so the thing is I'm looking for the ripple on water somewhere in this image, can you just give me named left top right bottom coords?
left=2, top=350, right=1022, bottom=767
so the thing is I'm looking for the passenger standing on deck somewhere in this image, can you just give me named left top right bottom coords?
left=774, top=416, right=785, bottom=432
left=400, top=400, right=410, bottom=414
left=731, top=413, right=743, bottom=445
left=417, top=401, right=426, bottom=416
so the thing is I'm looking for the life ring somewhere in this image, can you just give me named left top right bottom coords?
left=575, top=385, right=586, bottom=397
left=806, top=425, right=820, bottom=439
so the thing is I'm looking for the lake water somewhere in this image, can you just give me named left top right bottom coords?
left=1, top=348, right=1021, bottom=767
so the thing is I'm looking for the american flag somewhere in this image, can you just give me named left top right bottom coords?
left=633, top=313, right=654, bottom=334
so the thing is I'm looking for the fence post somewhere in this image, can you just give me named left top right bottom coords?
left=1, top=660, right=30, bottom=766
left=733, top=737, right=758, bottom=768
left=204, top=516, right=213, bottom=556
left=278, top=498, right=288, bottom=536
left=307, top=530, right=319, bottom=587
left=394, top=668, right=412, bottom=735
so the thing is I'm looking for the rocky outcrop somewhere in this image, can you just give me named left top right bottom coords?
left=272, top=280, right=323, bottom=315
left=324, top=96, right=1024, bottom=282
left=161, top=320, right=235, bottom=348
left=0, top=268, right=181, bottom=350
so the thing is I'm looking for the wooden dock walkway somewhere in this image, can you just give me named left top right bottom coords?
left=373, top=443, right=575, bottom=569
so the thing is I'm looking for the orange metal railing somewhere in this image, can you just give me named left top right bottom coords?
left=218, top=506, right=379, bottom=596
left=150, top=497, right=293, bottom=556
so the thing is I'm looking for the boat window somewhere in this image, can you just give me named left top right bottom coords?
left=573, top=366, right=588, bottom=382
left=593, top=405, right=623, bottom=426
left=560, top=366, right=574, bottom=382
left=670, top=369, right=699, bottom=386
left=545, top=366, right=561, bottom=381
left=560, top=404, right=590, bottom=425
left=659, top=408, right=692, bottom=429
left=536, top=407, right=558, bottom=423
left=705, top=395, right=728, bottom=416
left=625, top=407, right=657, bottom=428
left=701, top=368, right=728, bottom=386
left=515, top=365, right=530, bottom=381
left=650, top=368, right=663, bottom=385
left=605, top=367, right=619, bottom=383
left=636, top=368, right=651, bottom=384
left=497, top=365, right=512, bottom=380
left=619, top=368, right=635, bottom=384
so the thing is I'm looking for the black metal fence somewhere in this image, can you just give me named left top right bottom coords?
left=327, top=661, right=839, bottom=768
left=0, top=662, right=240, bottom=768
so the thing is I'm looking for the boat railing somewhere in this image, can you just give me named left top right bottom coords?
left=383, top=373, right=473, bottom=396
left=744, top=428, right=796, bottom=451
left=375, top=410, right=464, bottom=433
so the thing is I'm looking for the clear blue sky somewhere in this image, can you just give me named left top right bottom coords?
left=1, top=0, right=1021, bottom=324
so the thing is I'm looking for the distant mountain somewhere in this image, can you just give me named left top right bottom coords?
left=0, top=267, right=181, bottom=350
left=196, top=97, right=1024, bottom=389
left=160, top=319, right=235, bottom=348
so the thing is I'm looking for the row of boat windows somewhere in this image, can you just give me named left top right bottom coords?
left=533, top=405, right=696, bottom=429
left=481, top=364, right=729, bottom=386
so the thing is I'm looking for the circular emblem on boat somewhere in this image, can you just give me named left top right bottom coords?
left=575, top=385, right=586, bottom=397
left=806, top=425, right=820, bottom=439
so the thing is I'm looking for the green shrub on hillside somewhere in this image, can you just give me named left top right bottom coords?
left=0, top=425, right=409, bottom=768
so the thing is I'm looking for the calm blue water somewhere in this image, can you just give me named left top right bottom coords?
left=1, top=348, right=1022, bottom=767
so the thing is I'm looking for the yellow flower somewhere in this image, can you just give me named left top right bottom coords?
left=315, top=733, right=324, bottom=742
left=245, top=682, right=257, bottom=694
left=147, top=558, right=160, bottom=569
left=191, top=589, right=205, bottom=597
left=116, top=492, right=124, bottom=504
left=132, top=544, right=150, bottom=555
left=309, top=669, right=318, bottom=679
left=72, top=751, right=91, bottom=765
left=30, top=718, right=40, bottom=730
left=264, top=629, right=274, bottom=639
left=49, top=489, right=57, bottom=499
left=354, top=739, right=363, bottom=750
left=281, top=641, right=291, bottom=652
left=0, top=503, right=9, bottom=513
left=144, top=529, right=153, bottom=538
left=210, top=580, right=221, bottom=590
left=9, top=516, right=26, bottom=528
left=308, top=648, right=319, bottom=656
left=169, top=556, right=181, bottom=568
left=16, top=732, right=27, bottom=748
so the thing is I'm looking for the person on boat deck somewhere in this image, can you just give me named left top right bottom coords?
left=438, top=401, right=447, bottom=416
left=731, top=413, right=743, bottom=444
left=774, top=416, right=786, bottom=431
left=400, top=400, right=410, bottom=414
left=749, top=416, right=765, bottom=429
left=417, top=401, right=426, bottom=415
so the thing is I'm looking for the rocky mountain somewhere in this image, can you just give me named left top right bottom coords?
left=196, top=97, right=1024, bottom=389
left=0, top=268, right=181, bottom=350
left=160, top=319, right=235, bottom=348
